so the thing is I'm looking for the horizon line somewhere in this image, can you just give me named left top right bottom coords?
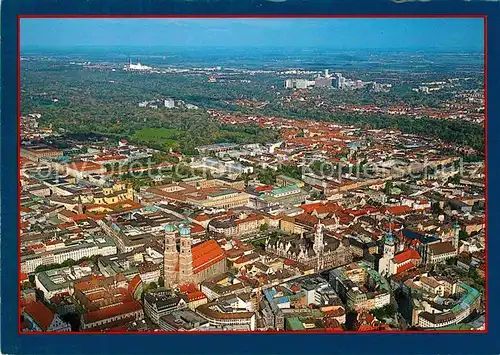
left=20, top=45, right=484, bottom=52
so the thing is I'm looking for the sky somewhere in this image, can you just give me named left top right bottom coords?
left=21, top=18, right=484, bottom=51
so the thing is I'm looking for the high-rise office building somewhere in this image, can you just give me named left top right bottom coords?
left=333, top=73, right=344, bottom=89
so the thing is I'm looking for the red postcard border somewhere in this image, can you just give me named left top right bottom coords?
left=17, top=14, right=488, bottom=335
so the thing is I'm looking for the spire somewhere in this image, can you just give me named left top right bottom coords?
left=77, top=195, right=84, bottom=215
left=178, top=224, right=193, bottom=285
left=452, top=219, right=460, bottom=250
left=313, top=218, right=324, bottom=270
left=179, top=224, right=191, bottom=238
left=315, top=219, right=323, bottom=235
left=385, top=216, right=394, bottom=245
left=163, top=222, right=178, bottom=289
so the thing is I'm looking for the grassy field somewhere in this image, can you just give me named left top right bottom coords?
left=131, top=128, right=183, bottom=148
left=216, top=129, right=252, bottom=143
left=132, top=128, right=254, bottom=146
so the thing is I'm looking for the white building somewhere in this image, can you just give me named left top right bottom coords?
left=21, top=236, right=117, bottom=273
left=164, top=98, right=175, bottom=108
left=378, top=232, right=395, bottom=276
left=35, top=264, right=94, bottom=299
left=125, top=60, right=152, bottom=71
left=196, top=301, right=256, bottom=331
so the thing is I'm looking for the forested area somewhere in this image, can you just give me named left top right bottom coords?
left=21, top=62, right=484, bottom=154
left=257, top=104, right=484, bottom=152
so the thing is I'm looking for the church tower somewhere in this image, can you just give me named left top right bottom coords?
left=379, top=222, right=396, bottom=276
left=452, top=220, right=461, bottom=252
left=313, top=220, right=325, bottom=270
left=77, top=195, right=85, bottom=215
left=126, top=183, right=134, bottom=201
left=383, top=231, right=396, bottom=260
left=178, top=225, right=194, bottom=285
left=163, top=223, right=178, bottom=288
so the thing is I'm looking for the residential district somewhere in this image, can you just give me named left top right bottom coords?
left=19, top=110, right=485, bottom=332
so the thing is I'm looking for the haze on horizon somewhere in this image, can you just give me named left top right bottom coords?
left=21, top=18, right=484, bottom=52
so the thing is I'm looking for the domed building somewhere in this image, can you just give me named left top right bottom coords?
left=163, top=224, right=227, bottom=288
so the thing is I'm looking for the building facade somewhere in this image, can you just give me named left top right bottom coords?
left=163, top=224, right=227, bottom=288
left=266, top=221, right=352, bottom=272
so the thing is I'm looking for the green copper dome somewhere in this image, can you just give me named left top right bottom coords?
left=164, top=223, right=176, bottom=233
left=385, top=232, right=394, bottom=245
left=179, top=226, right=191, bottom=237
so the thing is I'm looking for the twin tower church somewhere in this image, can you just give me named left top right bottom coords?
left=161, top=218, right=461, bottom=288
left=162, top=223, right=227, bottom=288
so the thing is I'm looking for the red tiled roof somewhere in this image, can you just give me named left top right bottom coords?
left=225, top=248, right=244, bottom=259
left=190, top=223, right=205, bottom=234
left=83, top=300, right=142, bottom=324
left=335, top=212, right=354, bottom=224
left=20, top=272, right=29, bottom=283
left=179, top=283, right=198, bottom=293
left=19, top=272, right=28, bottom=283
left=364, top=206, right=379, bottom=213
left=357, top=311, right=375, bottom=325
left=256, top=185, right=274, bottom=192
left=194, top=214, right=210, bottom=222
left=67, top=161, right=105, bottom=172
left=346, top=209, right=368, bottom=217
left=429, top=241, right=456, bottom=255
left=71, top=214, right=88, bottom=221
left=393, top=249, right=421, bottom=264
left=234, top=256, right=250, bottom=265
left=20, top=157, right=36, bottom=166
left=300, top=202, right=341, bottom=214
left=239, top=242, right=254, bottom=252
left=191, top=240, right=225, bottom=274
left=300, top=202, right=323, bottom=213
left=385, top=205, right=412, bottom=215
left=128, top=275, right=142, bottom=295
left=50, top=293, right=68, bottom=305
left=24, top=301, right=55, bottom=331
left=323, top=308, right=345, bottom=318
left=295, top=212, right=319, bottom=226
left=28, top=243, right=45, bottom=251
left=59, top=210, right=77, bottom=217
left=396, top=261, right=417, bottom=274
left=57, top=222, right=76, bottom=229
left=358, top=324, right=377, bottom=331
left=385, top=222, right=402, bottom=230
left=187, top=291, right=207, bottom=302
left=46, top=240, right=64, bottom=246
